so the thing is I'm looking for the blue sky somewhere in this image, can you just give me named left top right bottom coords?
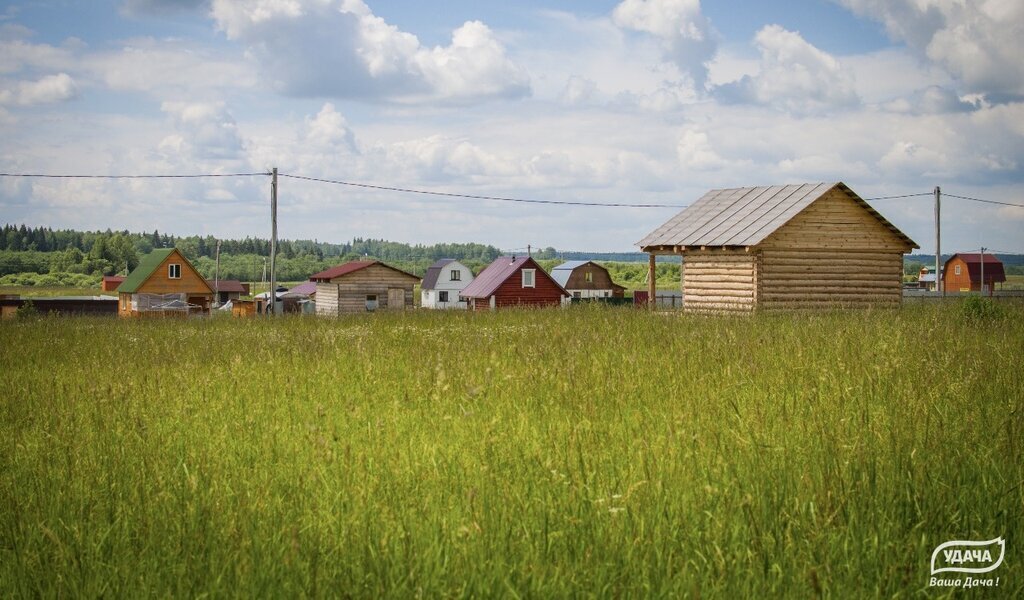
left=1, top=0, right=1022, bottom=253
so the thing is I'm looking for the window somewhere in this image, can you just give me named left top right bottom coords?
left=168, top=264, right=181, bottom=279
left=522, top=269, right=536, bottom=288
left=954, top=264, right=961, bottom=276
left=365, top=294, right=378, bottom=312
left=450, top=270, right=461, bottom=281
left=573, top=292, right=581, bottom=299
left=584, top=272, right=593, bottom=282
left=439, top=291, right=449, bottom=303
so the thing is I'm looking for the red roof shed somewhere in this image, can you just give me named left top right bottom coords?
left=459, top=256, right=568, bottom=310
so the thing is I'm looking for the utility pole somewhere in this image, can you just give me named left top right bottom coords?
left=269, top=167, right=278, bottom=315
left=214, top=240, right=221, bottom=306
left=980, top=247, right=986, bottom=296
left=934, top=186, right=942, bottom=296
left=527, top=244, right=531, bottom=257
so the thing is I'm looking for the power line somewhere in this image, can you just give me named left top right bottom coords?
left=278, top=173, right=685, bottom=208
left=944, top=193, right=1024, bottom=208
left=0, top=172, right=270, bottom=179
left=862, top=193, right=933, bottom=201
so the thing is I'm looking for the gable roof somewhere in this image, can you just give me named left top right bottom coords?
left=421, top=259, right=460, bottom=291
left=638, top=182, right=918, bottom=251
left=945, top=253, right=1006, bottom=283
left=460, top=256, right=569, bottom=299
left=309, top=260, right=420, bottom=283
left=206, top=279, right=246, bottom=293
left=117, top=248, right=213, bottom=294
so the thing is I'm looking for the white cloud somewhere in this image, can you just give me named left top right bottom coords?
left=612, top=0, right=716, bottom=91
left=560, top=75, right=597, bottom=106
left=210, top=0, right=529, bottom=103
left=715, top=25, right=858, bottom=114
left=835, top=0, right=1024, bottom=97
left=0, top=73, right=78, bottom=106
left=159, top=101, right=245, bottom=160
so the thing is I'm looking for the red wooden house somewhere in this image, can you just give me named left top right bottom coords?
left=459, top=256, right=569, bottom=310
left=943, top=253, right=1006, bottom=294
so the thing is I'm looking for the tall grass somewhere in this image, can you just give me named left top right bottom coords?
left=1, top=304, right=1021, bottom=597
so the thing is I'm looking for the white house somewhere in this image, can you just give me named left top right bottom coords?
left=421, top=259, right=474, bottom=309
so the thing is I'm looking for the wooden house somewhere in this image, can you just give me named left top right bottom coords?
left=101, top=275, right=125, bottom=292
left=459, top=256, right=569, bottom=310
left=206, top=279, right=247, bottom=304
left=421, top=259, right=474, bottom=309
left=311, top=261, right=420, bottom=315
left=551, top=261, right=626, bottom=299
left=918, top=265, right=937, bottom=291
left=116, top=248, right=214, bottom=316
left=638, top=182, right=918, bottom=312
left=942, top=253, right=1005, bottom=294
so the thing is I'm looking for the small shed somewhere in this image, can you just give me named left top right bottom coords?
left=459, top=256, right=569, bottom=310
left=311, top=261, right=420, bottom=315
left=943, top=253, right=1005, bottom=294
left=101, top=275, right=125, bottom=292
left=116, top=248, right=214, bottom=317
left=551, top=260, right=626, bottom=299
left=638, top=182, right=918, bottom=312
left=421, top=259, right=474, bottom=309
left=206, top=279, right=247, bottom=304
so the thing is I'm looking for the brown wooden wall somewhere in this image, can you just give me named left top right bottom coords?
left=563, top=264, right=617, bottom=291
left=681, top=250, right=757, bottom=313
left=943, top=256, right=977, bottom=292
left=490, top=266, right=566, bottom=309
left=758, top=249, right=903, bottom=309
left=315, top=264, right=418, bottom=315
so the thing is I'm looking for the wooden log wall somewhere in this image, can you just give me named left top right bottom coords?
left=681, top=250, right=756, bottom=313
left=758, top=249, right=903, bottom=309
left=314, top=264, right=417, bottom=316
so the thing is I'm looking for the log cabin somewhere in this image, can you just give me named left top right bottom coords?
left=638, top=182, right=918, bottom=312
left=116, top=248, right=214, bottom=317
left=459, top=256, right=569, bottom=310
left=311, top=261, right=420, bottom=315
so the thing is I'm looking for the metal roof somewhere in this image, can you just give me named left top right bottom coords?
left=638, top=182, right=918, bottom=251
left=421, top=259, right=457, bottom=291
left=206, top=279, right=246, bottom=293
left=945, top=253, right=1007, bottom=283
left=460, top=256, right=569, bottom=299
left=309, top=260, right=420, bottom=283
left=287, top=281, right=317, bottom=296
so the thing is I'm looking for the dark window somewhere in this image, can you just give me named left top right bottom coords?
left=365, top=295, right=378, bottom=311
left=450, top=270, right=461, bottom=281
left=439, top=291, right=449, bottom=303
left=168, top=264, right=181, bottom=279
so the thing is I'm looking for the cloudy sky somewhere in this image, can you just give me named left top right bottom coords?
left=1, top=0, right=1022, bottom=254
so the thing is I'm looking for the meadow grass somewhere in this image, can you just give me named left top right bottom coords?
left=1, top=304, right=1021, bottom=597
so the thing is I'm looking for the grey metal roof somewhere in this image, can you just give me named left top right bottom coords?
left=638, top=182, right=918, bottom=250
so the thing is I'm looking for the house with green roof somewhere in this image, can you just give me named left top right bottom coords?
left=116, top=248, right=214, bottom=316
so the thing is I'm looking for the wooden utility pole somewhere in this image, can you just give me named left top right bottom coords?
left=935, top=186, right=942, bottom=296
left=214, top=239, right=221, bottom=306
left=980, top=247, right=986, bottom=295
left=269, top=167, right=278, bottom=315
left=647, top=253, right=656, bottom=311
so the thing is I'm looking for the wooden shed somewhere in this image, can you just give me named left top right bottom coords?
left=942, top=253, right=1005, bottom=294
left=459, top=256, right=569, bottom=310
left=311, top=261, right=420, bottom=315
left=116, top=248, right=214, bottom=317
left=551, top=261, right=626, bottom=299
left=638, top=182, right=918, bottom=312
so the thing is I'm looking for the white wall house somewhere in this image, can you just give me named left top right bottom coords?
left=421, top=259, right=474, bottom=309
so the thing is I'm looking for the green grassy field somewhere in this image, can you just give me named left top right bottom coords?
left=1, top=305, right=1021, bottom=597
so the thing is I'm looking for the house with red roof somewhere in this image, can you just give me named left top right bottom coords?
left=459, top=256, right=569, bottom=310
left=310, top=260, right=420, bottom=315
left=943, top=253, right=1006, bottom=294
